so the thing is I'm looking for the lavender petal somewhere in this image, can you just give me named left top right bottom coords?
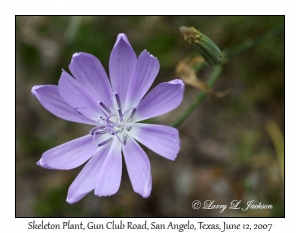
left=69, top=52, right=112, bottom=105
left=58, top=70, right=102, bottom=121
left=36, top=157, right=54, bottom=169
left=114, top=33, right=131, bottom=47
left=122, top=136, right=152, bottom=198
left=129, top=123, right=180, bottom=161
left=109, top=33, right=137, bottom=107
left=38, top=134, right=108, bottom=170
left=66, top=141, right=113, bottom=204
left=31, top=85, right=97, bottom=125
left=125, top=50, right=159, bottom=109
left=134, top=79, right=185, bottom=122
left=94, top=139, right=122, bottom=197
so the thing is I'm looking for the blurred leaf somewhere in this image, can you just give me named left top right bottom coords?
left=265, top=120, right=284, bottom=180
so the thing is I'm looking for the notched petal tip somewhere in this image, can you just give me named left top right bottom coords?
left=168, top=79, right=185, bottom=89
left=117, top=33, right=127, bottom=38
left=94, top=189, right=118, bottom=197
left=66, top=195, right=83, bottom=205
left=168, top=150, right=178, bottom=161
left=70, top=52, right=82, bottom=62
left=37, top=158, right=53, bottom=169
left=175, top=135, right=180, bottom=148
left=31, top=85, right=42, bottom=98
left=143, top=176, right=152, bottom=198
left=140, top=190, right=151, bottom=198
left=114, top=33, right=131, bottom=47
left=36, top=159, right=42, bottom=166
left=134, top=183, right=152, bottom=199
left=71, top=52, right=94, bottom=62
left=66, top=197, right=75, bottom=205
left=141, top=49, right=158, bottom=59
left=67, top=189, right=91, bottom=204
left=59, top=69, right=69, bottom=82
left=59, top=69, right=64, bottom=77
left=31, top=85, right=39, bottom=92
left=142, top=193, right=151, bottom=198
left=114, top=33, right=132, bottom=49
left=72, top=52, right=81, bottom=58
left=172, top=129, right=181, bottom=160
left=135, top=174, right=152, bottom=198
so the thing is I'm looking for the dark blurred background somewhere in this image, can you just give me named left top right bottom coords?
left=16, top=16, right=284, bottom=217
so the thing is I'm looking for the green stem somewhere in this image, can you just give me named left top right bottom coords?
left=171, top=66, right=222, bottom=127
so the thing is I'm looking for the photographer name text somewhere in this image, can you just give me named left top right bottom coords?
left=192, top=200, right=273, bottom=213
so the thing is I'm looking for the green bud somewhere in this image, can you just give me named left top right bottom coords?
left=179, top=26, right=222, bottom=66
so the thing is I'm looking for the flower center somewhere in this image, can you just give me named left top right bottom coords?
left=89, top=93, right=136, bottom=147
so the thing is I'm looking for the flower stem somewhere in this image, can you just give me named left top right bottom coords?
left=171, top=66, right=222, bottom=128
left=171, top=25, right=283, bottom=128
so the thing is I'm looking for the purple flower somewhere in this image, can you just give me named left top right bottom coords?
left=31, top=33, right=184, bottom=204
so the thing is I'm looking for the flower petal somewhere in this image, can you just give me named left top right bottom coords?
left=134, top=79, right=185, bottom=122
left=66, top=142, right=112, bottom=204
left=122, top=136, right=152, bottom=198
left=94, top=139, right=122, bottom=197
left=69, top=52, right=112, bottom=105
left=125, top=50, right=159, bottom=109
left=32, top=85, right=97, bottom=125
left=129, top=123, right=180, bottom=161
left=114, top=33, right=131, bottom=47
left=36, top=158, right=54, bottom=169
left=37, top=134, right=102, bottom=170
left=58, top=70, right=102, bottom=121
left=109, top=33, right=137, bottom=107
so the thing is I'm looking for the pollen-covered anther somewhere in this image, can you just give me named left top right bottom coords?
left=118, top=109, right=123, bottom=121
left=114, top=93, right=122, bottom=111
left=128, top=108, right=136, bottom=121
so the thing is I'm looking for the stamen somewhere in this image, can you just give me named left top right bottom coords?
left=98, top=137, right=113, bottom=147
left=118, top=109, right=123, bottom=121
left=114, top=93, right=122, bottom=110
left=99, top=102, right=112, bottom=115
left=128, top=108, right=136, bottom=121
